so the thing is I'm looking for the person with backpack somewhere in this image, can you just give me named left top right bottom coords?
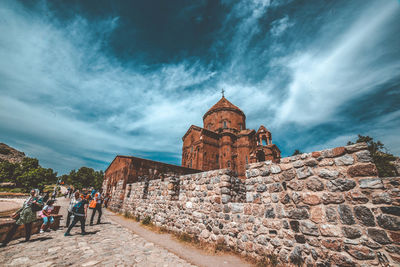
left=1, top=189, right=41, bottom=247
left=39, top=200, right=55, bottom=233
left=64, top=194, right=88, bottom=236
left=66, top=191, right=80, bottom=227
left=89, top=189, right=103, bottom=226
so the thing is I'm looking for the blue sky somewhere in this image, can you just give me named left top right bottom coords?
left=1, top=0, right=399, bottom=174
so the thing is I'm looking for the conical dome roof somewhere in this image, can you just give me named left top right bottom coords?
left=203, top=96, right=245, bottom=120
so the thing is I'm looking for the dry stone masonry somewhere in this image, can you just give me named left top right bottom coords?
left=104, top=143, right=400, bottom=267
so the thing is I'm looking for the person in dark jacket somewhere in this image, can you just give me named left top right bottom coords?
left=1, top=189, right=40, bottom=247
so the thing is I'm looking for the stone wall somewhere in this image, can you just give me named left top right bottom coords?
left=105, top=143, right=400, bottom=266
left=0, top=214, right=62, bottom=243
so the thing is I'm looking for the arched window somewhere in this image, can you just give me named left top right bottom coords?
left=223, top=121, right=227, bottom=129
left=262, top=139, right=267, bottom=146
left=227, top=161, right=231, bottom=167
left=208, top=124, right=212, bottom=130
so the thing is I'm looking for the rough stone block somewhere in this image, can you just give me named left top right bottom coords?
left=299, top=221, right=319, bottom=236
left=359, top=178, right=384, bottom=189
left=268, top=183, right=282, bottom=192
left=354, top=206, right=375, bottom=227
left=296, top=166, right=313, bottom=179
left=320, top=224, right=341, bottom=237
left=322, top=193, right=345, bottom=204
left=322, top=239, right=342, bottom=251
left=287, top=180, right=303, bottom=191
left=377, top=214, right=400, bottom=231
left=329, top=252, right=356, bottom=267
left=345, top=143, right=368, bottom=153
left=290, top=220, right=300, bottom=232
left=231, top=203, right=244, bottom=214
left=304, top=158, right=318, bottom=167
left=287, top=208, right=309, bottom=220
left=326, top=179, right=356, bottom=192
left=345, top=245, right=375, bottom=260
left=367, top=228, right=392, bottom=245
left=348, top=164, right=378, bottom=177
left=310, top=206, right=324, bottom=223
left=295, top=234, right=306, bottom=243
left=306, top=177, right=325, bottom=191
left=345, top=191, right=369, bottom=204
left=355, top=150, right=372, bottom=163
left=342, top=226, right=362, bottom=239
left=280, top=169, right=296, bottom=181
left=270, top=165, right=281, bottom=174
left=338, top=204, right=356, bottom=225
left=335, top=155, right=354, bottom=166
left=293, top=160, right=304, bottom=168
left=380, top=206, right=400, bottom=217
left=302, top=193, right=321, bottom=206
left=318, top=169, right=339, bottom=180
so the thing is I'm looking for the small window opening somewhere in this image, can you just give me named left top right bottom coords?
left=262, top=139, right=267, bottom=146
left=223, top=121, right=227, bottom=129
left=227, top=161, right=231, bottom=167
left=216, top=154, right=219, bottom=164
left=245, top=156, right=248, bottom=164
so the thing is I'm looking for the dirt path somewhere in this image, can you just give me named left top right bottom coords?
left=105, top=209, right=253, bottom=267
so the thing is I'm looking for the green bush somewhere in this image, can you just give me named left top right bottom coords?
left=141, top=216, right=152, bottom=225
left=10, top=188, right=24, bottom=193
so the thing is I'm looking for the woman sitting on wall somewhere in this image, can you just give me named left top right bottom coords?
left=1, top=189, right=42, bottom=247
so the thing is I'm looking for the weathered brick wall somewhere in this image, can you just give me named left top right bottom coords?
left=107, top=143, right=400, bottom=266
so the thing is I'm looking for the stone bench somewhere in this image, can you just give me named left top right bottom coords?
left=0, top=214, right=62, bottom=243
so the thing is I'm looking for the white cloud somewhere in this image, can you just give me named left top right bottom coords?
left=0, top=0, right=399, bottom=174
left=0, top=1, right=218, bottom=172
left=274, top=1, right=400, bottom=126
left=270, top=15, right=293, bottom=36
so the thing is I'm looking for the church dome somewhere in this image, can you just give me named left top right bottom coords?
left=203, top=96, right=245, bottom=120
left=203, top=96, right=246, bottom=132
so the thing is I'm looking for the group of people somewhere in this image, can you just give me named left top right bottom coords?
left=1, top=189, right=52, bottom=247
left=1, top=186, right=108, bottom=247
left=64, top=188, right=105, bottom=236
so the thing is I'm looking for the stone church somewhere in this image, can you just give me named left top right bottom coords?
left=182, top=95, right=281, bottom=177
left=103, top=94, right=281, bottom=193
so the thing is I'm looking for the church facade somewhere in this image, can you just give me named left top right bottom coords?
left=182, top=96, right=281, bottom=178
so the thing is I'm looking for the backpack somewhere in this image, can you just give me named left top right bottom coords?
left=72, top=200, right=84, bottom=214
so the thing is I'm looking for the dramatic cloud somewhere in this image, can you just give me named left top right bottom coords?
left=0, top=0, right=399, bottom=173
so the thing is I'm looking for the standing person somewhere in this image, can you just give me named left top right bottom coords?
left=90, top=189, right=103, bottom=226
left=39, top=200, right=55, bottom=233
left=104, top=193, right=110, bottom=208
left=51, top=189, right=57, bottom=200
left=42, top=192, right=50, bottom=204
left=66, top=191, right=80, bottom=228
left=64, top=194, right=88, bottom=236
left=1, top=189, right=39, bottom=247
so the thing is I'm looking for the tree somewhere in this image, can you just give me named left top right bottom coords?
left=62, top=167, right=104, bottom=190
left=292, top=149, right=302, bottom=156
left=348, top=135, right=397, bottom=177
left=0, top=161, right=17, bottom=183
left=0, top=157, right=57, bottom=191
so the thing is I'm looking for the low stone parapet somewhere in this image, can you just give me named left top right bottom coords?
left=0, top=214, right=62, bottom=243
